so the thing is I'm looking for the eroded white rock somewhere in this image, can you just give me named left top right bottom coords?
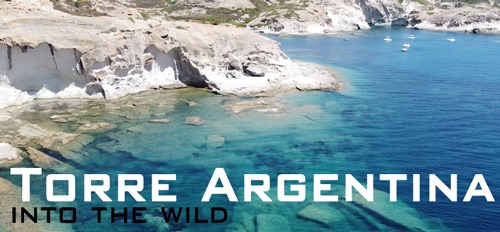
left=0, top=142, right=20, bottom=161
left=0, top=115, right=12, bottom=122
left=0, top=0, right=342, bottom=109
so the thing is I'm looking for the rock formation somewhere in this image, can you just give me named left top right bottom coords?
left=156, top=0, right=499, bottom=34
left=250, top=0, right=405, bottom=34
left=0, top=142, right=22, bottom=167
left=1, top=0, right=497, bottom=111
left=404, top=2, right=500, bottom=34
left=0, top=0, right=343, bottom=109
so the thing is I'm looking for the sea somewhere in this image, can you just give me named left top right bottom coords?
left=2, top=27, right=499, bottom=231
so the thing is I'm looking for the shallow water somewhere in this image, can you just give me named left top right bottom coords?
left=2, top=28, right=500, bottom=231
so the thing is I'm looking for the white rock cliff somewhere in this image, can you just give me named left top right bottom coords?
left=244, top=0, right=499, bottom=34
left=251, top=0, right=405, bottom=34
left=0, top=0, right=343, bottom=109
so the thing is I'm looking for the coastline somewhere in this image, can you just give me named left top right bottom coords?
left=1, top=0, right=498, bottom=110
left=247, top=1, right=500, bottom=36
left=0, top=0, right=343, bottom=110
left=253, top=18, right=500, bottom=36
left=0, top=13, right=499, bottom=231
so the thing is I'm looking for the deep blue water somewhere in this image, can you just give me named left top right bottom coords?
left=3, top=28, right=500, bottom=231
left=270, top=27, right=500, bottom=231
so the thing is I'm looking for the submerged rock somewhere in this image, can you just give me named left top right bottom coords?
left=256, top=214, right=291, bottom=232
left=226, top=100, right=270, bottom=114
left=144, top=213, right=170, bottom=231
left=50, top=114, right=73, bottom=123
left=256, top=108, right=281, bottom=114
left=148, top=118, right=171, bottom=124
left=350, top=189, right=445, bottom=231
left=206, top=134, right=225, bottom=148
left=184, top=116, right=204, bottom=126
left=17, top=123, right=94, bottom=163
left=52, top=118, right=70, bottom=123
left=126, top=125, right=144, bottom=133
left=77, top=122, right=117, bottom=133
left=26, top=147, right=72, bottom=172
left=297, top=204, right=344, bottom=226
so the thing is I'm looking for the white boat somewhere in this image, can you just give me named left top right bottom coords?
left=447, top=38, right=456, bottom=42
left=403, top=43, right=411, bottom=48
left=408, top=35, right=416, bottom=39
left=402, top=47, right=408, bottom=52
left=384, top=36, right=392, bottom=42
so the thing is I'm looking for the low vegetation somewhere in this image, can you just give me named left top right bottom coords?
left=130, top=0, right=168, bottom=8
left=50, top=0, right=106, bottom=17
left=140, top=11, right=151, bottom=20
left=49, top=0, right=498, bottom=25
left=161, top=0, right=303, bottom=27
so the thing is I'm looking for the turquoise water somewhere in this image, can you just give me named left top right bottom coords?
left=3, top=28, right=500, bottom=231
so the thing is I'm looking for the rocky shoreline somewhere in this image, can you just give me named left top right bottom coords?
left=0, top=0, right=344, bottom=110
left=0, top=2, right=345, bottom=213
left=406, top=3, right=500, bottom=34
left=250, top=0, right=500, bottom=35
left=0, top=0, right=498, bottom=165
left=0, top=1, right=496, bottom=231
left=0, top=3, right=344, bottom=229
left=1, top=0, right=497, bottom=169
left=252, top=1, right=500, bottom=35
left=1, top=0, right=498, bottom=110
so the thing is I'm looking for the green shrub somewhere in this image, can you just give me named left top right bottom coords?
left=244, top=18, right=253, bottom=24
left=140, top=11, right=151, bottom=20
left=75, top=0, right=91, bottom=8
